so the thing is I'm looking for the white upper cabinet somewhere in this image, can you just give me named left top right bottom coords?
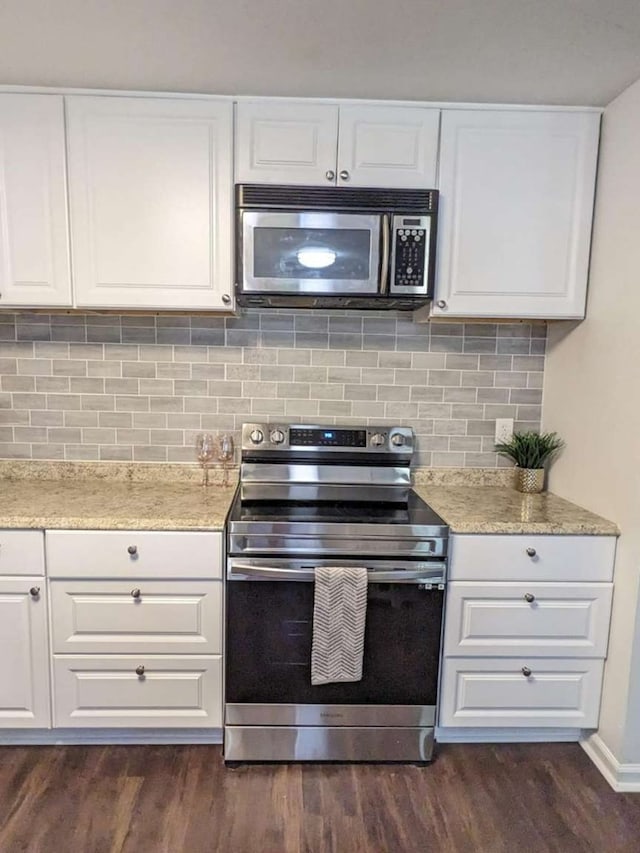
left=433, top=109, right=600, bottom=319
left=0, top=94, right=71, bottom=307
left=67, top=96, right=234, bottom=310
left=235, top=101, right=339, bottom=186
left=235, top=100, right=439, bottom=187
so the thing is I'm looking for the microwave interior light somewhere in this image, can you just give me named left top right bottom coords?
left=296, top=247, right=337, bottom=269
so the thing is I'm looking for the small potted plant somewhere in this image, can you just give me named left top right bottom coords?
left=494, top=431, right=564, bottom=493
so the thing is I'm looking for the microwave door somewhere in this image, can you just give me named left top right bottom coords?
left=241, top=211, right=382, bottom=295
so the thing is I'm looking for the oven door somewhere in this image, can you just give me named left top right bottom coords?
left=225, top=558, right=445, bottom=728
left=240, top=210, right=386, bottom=295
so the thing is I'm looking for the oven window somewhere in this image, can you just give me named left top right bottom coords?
left=226, top=582, right=443, bottom=706
left=253, top=227, right=372, bottom=280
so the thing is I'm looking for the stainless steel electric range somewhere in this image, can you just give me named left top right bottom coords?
left=224, top=422, right=449, bottom=763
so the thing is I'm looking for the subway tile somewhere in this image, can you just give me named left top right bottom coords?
left=418, top=403, right=452, bottom=419
left=378, top=352, right=411, bottom=369
left=37, top=377, right=70, bottom=393
left=419, top=436, right=450, bottom=452
left=445, top=354, right=480, bottom=370
left=69, top=378, right=105, bottom=394
left=484, top=404, right=518, bottom=419
left=451, top=403, right=485, bottom=419
left=318, top=400, right=353, bottom=417
left=259, top=365, right=294, bottom=382
left=47, top=394, right=81, bottom=411
left=174, top=380, right=209, bottom=397
left=443, top=387, right=477, bottom=403
left=363, top=334, right=396, bottom=351
left=295, top=315, right=328, bottom=332
left=133, top=413, right=167, bottom=429
left=87, top=324, right=121, bottom=344
left=461, top=371, right=494, bottom=388
left=138, top=345, right=171, bottom=362
left=208, top=380, right=242, bottom=397
left=261, top=331, right=295, bottom=349
left=51, top=325, right=86, bottom=343
left=117, top=428, right=152, bottom=445
left=477, top=388, right=510, bottom=403
left=0, top=357, right=19, bottom=374
left=260, top=314, right=295, bottom=331
left=308, top=383, right=343, bottom=400
left=429, top=336, right=464, bottom=353
left=510, top=388, right=543, bottom=405
left=285, top=399, right=320, bottom=418
left=465, top=452, right=499, bottom=467
left=277, top=382, right=310, bottom=399
left=226, top=364, right=260, bottom=381
left=345, top=384, right=378, bottom=401
left=527, top=372, right=544, bottom=389
left=497, top=338, right=530, bottom=354
left=64, top=444, right=100, bottom=460
left=81, top=428, right=117, bottom=444
left=122, top=326, right=156, bottom=344
left=99, top=412, right=133, bottom=428
left=328, top=367, right=360, bottom=383
left=530, top=339, right=546, bottom=355
left=134, top=446, right=168, bottom=462
left=186, top=397, right=218, bottom=413
left=242, top=381, right=277, bottom=398
left=278, top=348, right=312, bottom=366
left=65, top=411, right=99, bottom=428
left=17, top=323, right=51, bottom=342
left=345, top=351, right=378, bottom=368
left=376, top=385, right=410, bottom=402
left=200, top=414, right=236, bottom=431
left=243, top=347, right=278, bottom=365
left=462, top=337, right=497, bottom=354
left=361, top=368, right=395, bottom=385
left=227, top=330, right=260, bottom=348
left=218, top=397, right=252, bottom=414
left=513, top=355, right=545, bottom=372
left=251, top=398, right=287, bottom=416
left=191, top=329, right=225, bottom=346
left=410, top=386, right=445, bottom=402
left=116, top=395, right=149, bottom=412
left=0, top=443, right=30, bottom=458
left=209, top=346, right=242, bottom=364
left=150, top=429, right=184, bottom=445
left=14, top=426, right=46, bottom=443
left=427, top=369, right=460, bottom=387
left=0, top=342, right=33, bottom=357
left=310, top=350, right=344, bottom=367
left=17, top=358, right=52, bottom=376
left=100, top=445, right=133, bottom=461
left=2, top=376, right=35, bottom=392
left=122, top=361, right=156, bottom=378
left=167, top=447, right=197, bottom=463
left=48, top=427, right=82, bottom=444
left=0, top=409, right=28, bottom=425
left=466, top=420, right=496, bottom=436
left=32, top=444, right=65, bottom=460
left=479, top=355, right=513, bottom=371
left=158, top=361, right=191, bottom=379
left=433, top=452, right=466, bottom=467
left=463, top=323, right=497, bottom=338
left=88, top=360, right=121, bottom=377
left=30, top=410, right=63, bottom=427
left=294, top=366, right=328, bottom=383
left=13, top=393, right=46, bottom=410
left=516, top=405, right=542, bottom=422
left=384, top=402, right=418, bottom=419
left=495, top=371, right=527, bottom=388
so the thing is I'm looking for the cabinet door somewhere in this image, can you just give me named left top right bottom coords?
left=0, top=578, right=50, bottom=728
left=53, top=655, right=222, bottom=728
left=235, top=101, right=339, bottom=185
left=337, top=105, right=439, bottom=188
left=67, top=96, right=234, bottom=310
left=444, top=582, right=613, bottom=658
left=0, top=94, right=71, bottom=306
left=439, top=657, right=604, bottom=728
left=434, top=109, right=600, bottom=319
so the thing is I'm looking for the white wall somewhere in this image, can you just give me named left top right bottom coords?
left=543, top=76, right=640, bottom=761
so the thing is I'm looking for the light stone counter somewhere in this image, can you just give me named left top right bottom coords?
left=0, top=477, right=236, bottom=531
left=0, top=461, right=618, bottom=536
left=415, top=485, right=619, bottom=536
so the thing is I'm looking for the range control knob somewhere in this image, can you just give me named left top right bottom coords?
left=270, top=429, right=285, bottom=445
left=391, top=433, right=406, bottom=447
left=370, top=433, right=385, bottom=447
left=249, top=429, right=264, bottom=445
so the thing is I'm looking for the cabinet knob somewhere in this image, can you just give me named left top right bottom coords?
left=521, top=666, right=532, bottom=678
left=524, top=592, right=535, bottom=603
left=135, top=665, right=145, bottom=677
left=127, top=545, right=138, bottom=556
left=29, top=586, right=40, bottom=598
left=221, top=294, right=231, bottom=305
left=339, top=170, right=350, bottom=181
left=131, top=588, right=141, bottom=599
left=436, top=299, right=447, bottom=309
left=325, top=170, right=335, bottom=181
left=526, top=547, right=537, bottom=558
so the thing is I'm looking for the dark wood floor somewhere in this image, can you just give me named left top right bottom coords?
left=0, top=742, right=638, bottom=852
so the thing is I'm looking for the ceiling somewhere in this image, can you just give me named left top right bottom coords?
left=1, top=0, right=640, bottom=106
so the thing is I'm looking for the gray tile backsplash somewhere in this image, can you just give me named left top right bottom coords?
left=0, top=311, right=546, bottom=466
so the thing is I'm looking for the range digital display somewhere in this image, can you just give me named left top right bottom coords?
left=290, top=428, right=367, bottom=447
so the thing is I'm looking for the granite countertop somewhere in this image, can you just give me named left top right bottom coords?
left=0, top=461, right=618, bottom=535
left=0, top=478, right=236, bottom=531
left=414, top=485, right=619, bottom=536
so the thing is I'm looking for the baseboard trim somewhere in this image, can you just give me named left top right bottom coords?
left=581, top=733, right=640, bottom=792
left=0, top=728, right=223, bottom=746
left=436, top=727, right=582, bottom=743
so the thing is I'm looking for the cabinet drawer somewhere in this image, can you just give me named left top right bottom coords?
left=46, top=530, right=222, bottom=579
left=439, top=658, right=604, bottom=728
left=50, top=580, right=222, bottom=654
left=444, top=582, right=613, bottom=658
left=0, top=530, right=45, bottom=576
left=449, top=534, right=616, bottom=582
left=53, top=655, right=222, bottom=728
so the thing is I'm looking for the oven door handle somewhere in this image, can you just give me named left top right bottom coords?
left=227, top=563, right=446, bottom=583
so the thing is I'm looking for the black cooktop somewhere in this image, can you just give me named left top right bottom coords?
left=229, top=488, right=446, bottom=528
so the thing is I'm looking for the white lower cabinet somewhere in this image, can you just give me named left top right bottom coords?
left=0, top=577, right=50, bottom=728
left=439, top=658, right=604, bottom=728
left=53, top=655, right=222, bottom=728
left=440, top=533, right=616, bottom=732
left=47, top=530, right=224, bottom=730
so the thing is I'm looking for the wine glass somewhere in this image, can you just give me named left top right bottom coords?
left=195, top=433, right=216, bottom=487
left=216, top=434, right=235, bottom=487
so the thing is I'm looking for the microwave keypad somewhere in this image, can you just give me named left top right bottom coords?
left=393, top=228, right=427, bottom=288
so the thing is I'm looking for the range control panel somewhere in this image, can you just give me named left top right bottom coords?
left=241, top=423, right=413, bottom=454
left=389, top=215, right=431, bottom=295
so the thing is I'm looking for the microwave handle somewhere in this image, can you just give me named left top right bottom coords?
left=379, top=214, right=391, bottom=295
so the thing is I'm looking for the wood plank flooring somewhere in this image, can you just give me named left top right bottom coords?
left=0, top=742, right=638, bottom=852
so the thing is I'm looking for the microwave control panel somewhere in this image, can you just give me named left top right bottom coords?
left=389, top=215, right=431, bottom=295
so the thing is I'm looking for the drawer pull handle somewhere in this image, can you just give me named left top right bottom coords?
left=524, top=592, right=535, bottom=603
left=135, top=665, right=145, bottom=677
left=526, top=547, right=537, bottom=557
left=131, top=588, right=141, bottom=599
left=29, top=586, right=40, bottom=598
left=127, top=545, right=138, bottom=556
left=521, top=666, right=532, bottom=678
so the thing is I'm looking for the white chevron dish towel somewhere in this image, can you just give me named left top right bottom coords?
left=311, top=566, right=368, bottom=686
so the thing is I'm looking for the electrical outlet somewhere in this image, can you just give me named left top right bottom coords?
left=495, top=418, right=514, bottom=444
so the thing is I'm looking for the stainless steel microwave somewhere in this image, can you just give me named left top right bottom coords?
left=235, top=184, right=438, bottom=310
